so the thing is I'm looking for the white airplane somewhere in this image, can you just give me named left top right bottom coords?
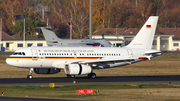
left=36, top=27, right=112, bottom=47
left=6, top=16, right=161, bottom=79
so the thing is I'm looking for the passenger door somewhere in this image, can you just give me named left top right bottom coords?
left=31, top=49, right=38, bottom=60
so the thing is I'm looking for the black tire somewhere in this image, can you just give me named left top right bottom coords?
left=88, top=74, right=91, bottom=78
left=67, top=74, right=71, bottom=78
left=71, top=75, right=75, bottom=78
left=67, top=74, right=75, bottom=78
left=27, top=75, right=33, bottom=79
left=91, top=73, right=96, bottom=79
left=88, top=73, right=96, bottom=79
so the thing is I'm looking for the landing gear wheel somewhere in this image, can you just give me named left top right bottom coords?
left=71, top=75, right=75, bottom=78
left=67, top=74, right=71, bottom=78
left=67, top=74, right=75, bottom=78
left=27, top=75, right=33, bottom=79
left=88, top=73, right=96, bottom=79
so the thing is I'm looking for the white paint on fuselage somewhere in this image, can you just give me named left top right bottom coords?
left=6, top=46, right=159, bottom=69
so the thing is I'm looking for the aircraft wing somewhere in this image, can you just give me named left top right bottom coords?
left=68, top=57, right=137, bottom=64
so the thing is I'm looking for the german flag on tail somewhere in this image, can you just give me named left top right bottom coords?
left=146, top=25, right=151, bottom=29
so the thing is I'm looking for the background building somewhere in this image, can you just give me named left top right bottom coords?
left=1, top=28, right=180, bottom=52
left=92, top=28, right=179, bottom=51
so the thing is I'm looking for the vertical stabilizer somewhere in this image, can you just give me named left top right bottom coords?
left=40, top=27, right=60, bottom=42
left=126, top=16, right=158, bottom=49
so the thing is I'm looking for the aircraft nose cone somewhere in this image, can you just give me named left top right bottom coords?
left=6, top=58, right=13, bottom=66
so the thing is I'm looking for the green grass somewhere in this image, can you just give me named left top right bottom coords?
left=152, top=53, right=180, bottom=61
left=1, top=84, right=180, bottom=100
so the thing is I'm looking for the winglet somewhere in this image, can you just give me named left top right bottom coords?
left=126, top=16, right=159, bottom=49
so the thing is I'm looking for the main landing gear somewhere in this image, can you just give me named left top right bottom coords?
left=27, top=68, right=33, bottom=79
left=66, top=73, right=96, bottom=79
left=88, top=73, right=96, bottom=79
left=67, top=74, right=75, bottom=78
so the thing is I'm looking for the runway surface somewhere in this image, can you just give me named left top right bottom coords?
left=0, top=75, right=180, bottom=86
left=0, top=76, right=180, bottom=101
left=0, top=96, right=80, bottom=101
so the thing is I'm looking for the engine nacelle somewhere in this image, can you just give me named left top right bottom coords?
left=34, top=68, right=61, bottom=74
left=65, top=64, right=92, bottom=75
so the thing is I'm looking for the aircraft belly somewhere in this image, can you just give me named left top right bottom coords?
left=19, top=59, right=52, bottom=68
left=52, top=60, right=67, bottom=69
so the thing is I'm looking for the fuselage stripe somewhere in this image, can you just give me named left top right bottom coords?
left=7, top=57, right=102, bottom=60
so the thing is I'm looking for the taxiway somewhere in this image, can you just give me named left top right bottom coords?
left=0, top=75, right=180, bottom=86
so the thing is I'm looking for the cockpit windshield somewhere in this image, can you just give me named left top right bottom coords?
left=13, top=52, right=26, bottom=55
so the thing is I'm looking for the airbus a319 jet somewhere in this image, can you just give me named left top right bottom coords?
left=6, top=16, right=161, bottom=79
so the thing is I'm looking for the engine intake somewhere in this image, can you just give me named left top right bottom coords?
left=65, top=64, right=92, bottom=75
left=34, top=68, right=61, bottom=74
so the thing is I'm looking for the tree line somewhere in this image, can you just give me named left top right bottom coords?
left=0, top=0, right=180, bottom=39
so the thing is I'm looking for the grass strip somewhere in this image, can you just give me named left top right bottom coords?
left=1, top=84, right=180, bottom=100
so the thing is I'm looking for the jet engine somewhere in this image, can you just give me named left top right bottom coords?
left=65, top=64, right=92, bottom=75
left=34, top=68, right=61, bottom=74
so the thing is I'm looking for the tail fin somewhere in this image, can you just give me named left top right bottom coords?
left=40, top=27, right=60, bottom=42
left=126, top=16, right=158, bottom=49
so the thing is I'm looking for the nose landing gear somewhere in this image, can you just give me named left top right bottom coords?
left=27, top=68, right=33, bottom=79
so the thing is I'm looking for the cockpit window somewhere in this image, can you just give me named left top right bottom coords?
left=13, top=52, right=26, bottom=55
left=22, top=52, right=25, bottom=55
left=13, top=52, right=18, bottom=55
